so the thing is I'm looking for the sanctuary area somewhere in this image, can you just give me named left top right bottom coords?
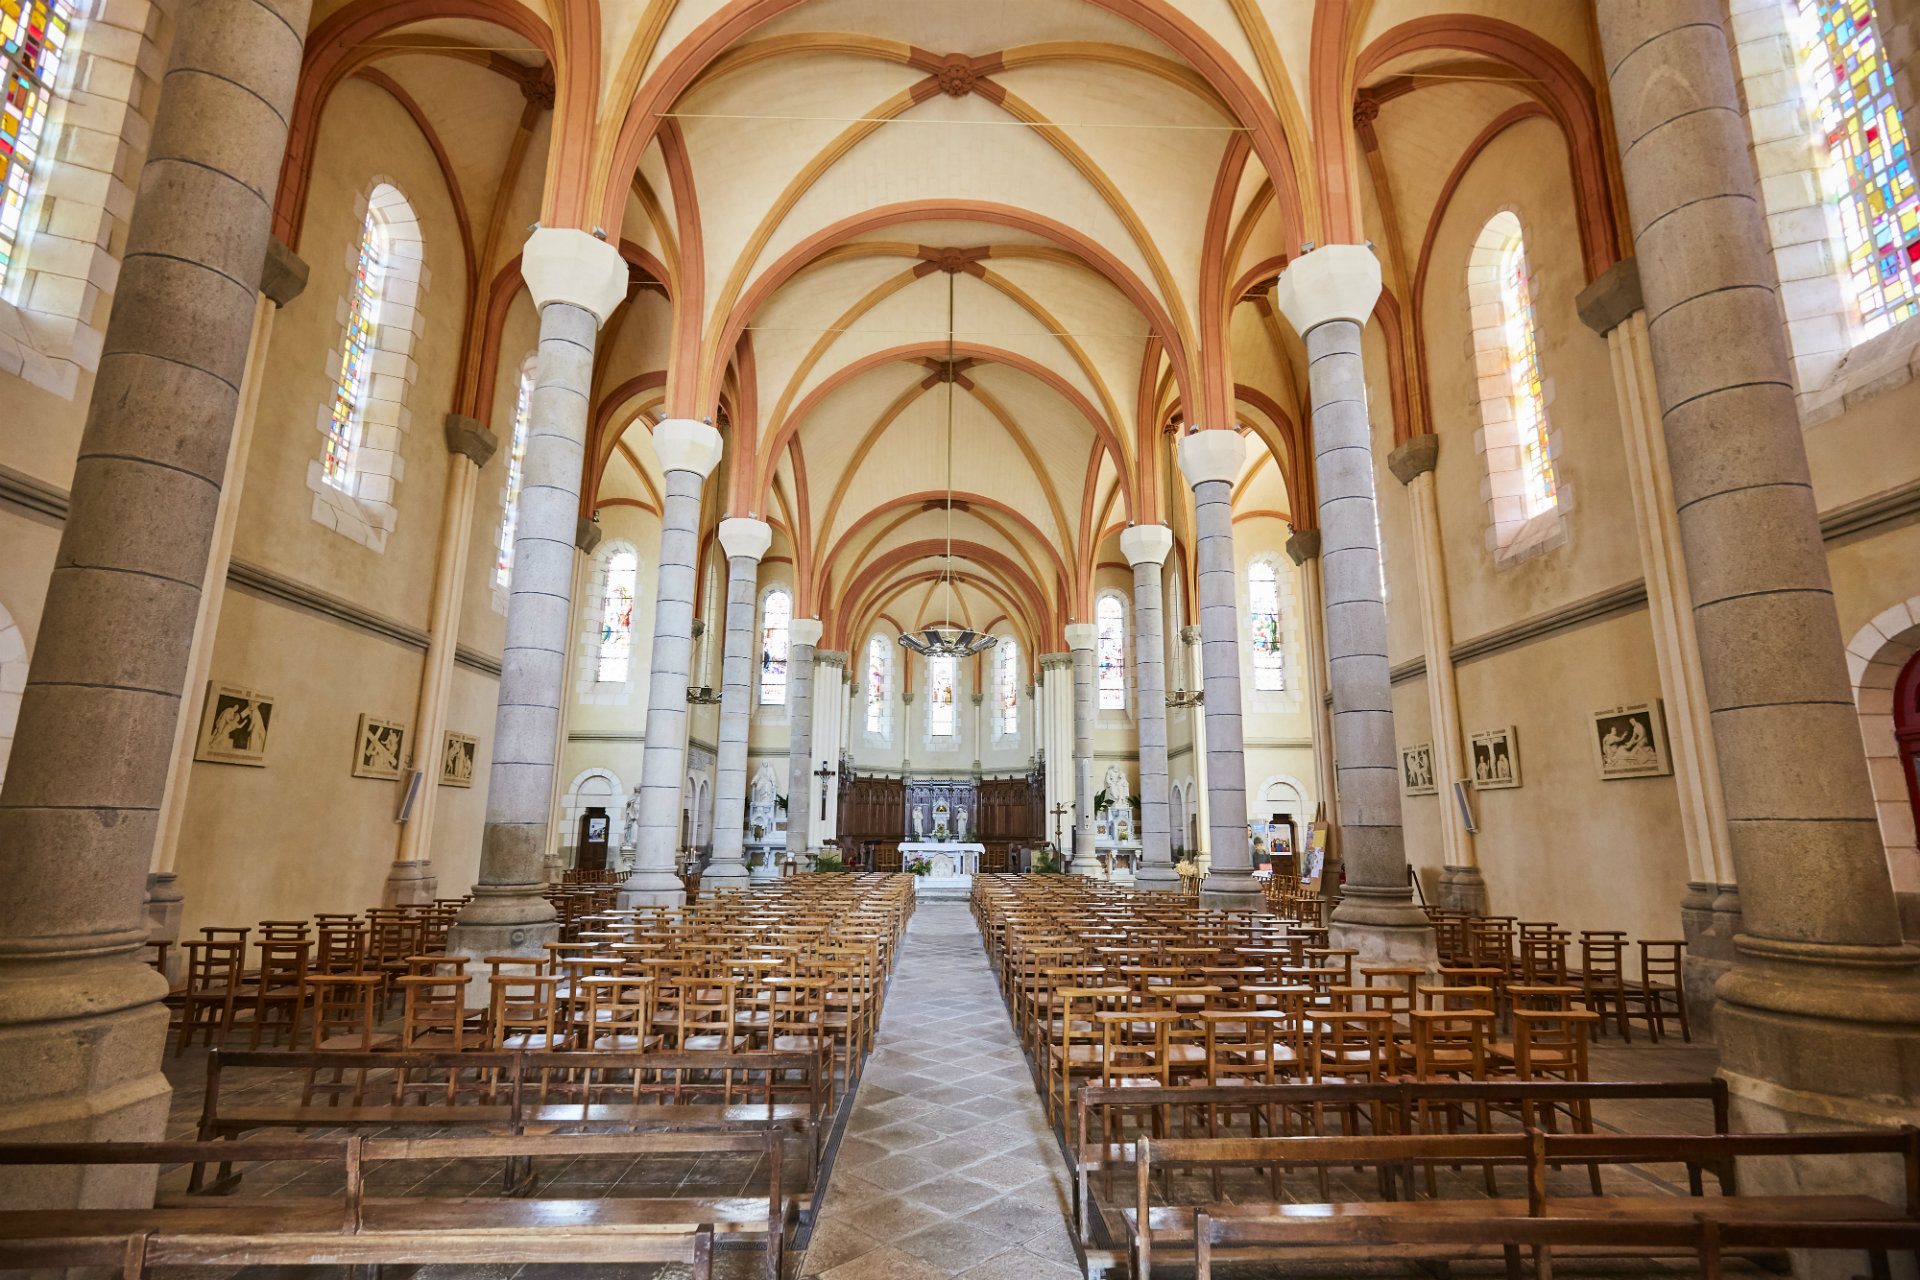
left=3, top=0, right=1920, bottom=1276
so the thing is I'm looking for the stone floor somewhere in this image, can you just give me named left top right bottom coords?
left=794, top=902, right=1082, bottom=1280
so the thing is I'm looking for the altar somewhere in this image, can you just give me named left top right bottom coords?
left=900, top=841, right=983, bottom=877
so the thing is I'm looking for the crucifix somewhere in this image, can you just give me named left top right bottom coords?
left=1051, top=801, right=1071, bottom=853
left=814, top=763, right=836, bottom=821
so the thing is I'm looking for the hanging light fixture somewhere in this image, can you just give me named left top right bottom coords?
left=899, top=267, right=997, bottom=660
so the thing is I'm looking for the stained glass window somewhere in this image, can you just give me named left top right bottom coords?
left=929, top=654, right=957, bottom=736
left=324, top=205, right=389, bottom=490
left=760, top=590, right=791, bottom=705
left=1499, top=234, right=1557, bottom=518
left=1797, top=0, right=1920, bottom=335
left=495, top=362, right=534, bottom=588
left=0, top=0, right=70, bottom=290
left=1097, top=594, right=1126, bottom=710
left=998, top=639, right=1019, bottom=735
left=865, top=635, right=890, bottom=734
left=597, top=550, right=637, bottom=683
left=1248, top=560, right=1285, bottom=691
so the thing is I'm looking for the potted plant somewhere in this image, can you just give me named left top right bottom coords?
left=813, top=852, right=849, bottom=873
left=1031, top=847, right=1064, bottom=875
left=904, top=854, right=933, bottom=876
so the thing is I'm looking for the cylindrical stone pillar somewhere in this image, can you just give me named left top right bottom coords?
left=1598, top=0, right=1920, bottom=1127
left=705, top=519, right=770, bottom=892
left=1038, top=653, right=1073, bottom=854
left=784, top=619, right=823, bottom=868
left=452, top=229, right=629, bottom=964
left=815, top=651, right=847, bottom=846
left=1182, top=624, right=1212, bottom=866
left=621, top=420, right=725, bottom=907
left=1285, top=530, right=1340, bottom=894
left=1178, top=430, right=1263, bottom=910
left=1064, top=624, right=1100, bottom=875
left=0, top=0, right=312, bottom=1207
left=1122, top=526, right=1179, bottom=891
left=1274, top=246, right=1434, bottom=958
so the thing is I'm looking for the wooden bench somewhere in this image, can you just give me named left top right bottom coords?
left=195, top=1046, right=832, bottom=1192
left=1122, top=1127, right=1920, bottom=1280
left=1073, top=1078, right=1733, bottom=1243
left=0, top=1131, right=801, bottom=1280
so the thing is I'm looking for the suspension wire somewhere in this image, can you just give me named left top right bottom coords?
left=945, top=268, right=956, bottom=629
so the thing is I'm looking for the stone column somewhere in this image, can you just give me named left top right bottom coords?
left=0, top=0, right=311, bottom=1208
left=1286, top=530, right=1341, bottom=891
left=386, top=415, right=498, bottom=907
left=1577, top=255, right=1741, bottom=1038
left=1122, top=525, right=1179, bottom=891
left=1387, top=434, right=1485, bottom=916
left=1274, top=245, right=1435, bottom=962
left=1599, top=1, right=1920, bottom=1135
left=1181, top=624, right=1212, bottom=866
left=1038, top=653, right=1074, bottom=854
left=704, top=518, right=770, bottom=891
left=783, top=619, right=823, bottom=866
left=814, top=651, right=847, bottom=847
left=1064, top=624, right=1100, bottom=875
left=542, top=519, right=598, bottom=883
left=1178, top=430, right=1263, bottom=910
left=620, top=420, right=725, bottom=907
left=453, top=228, right=629, bottom=962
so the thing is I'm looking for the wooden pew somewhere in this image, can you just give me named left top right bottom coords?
left=1123, top=1127, right=1920, bottom=1280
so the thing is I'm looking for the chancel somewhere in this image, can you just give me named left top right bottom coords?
left=4, top=0, right=1920, bottom=1275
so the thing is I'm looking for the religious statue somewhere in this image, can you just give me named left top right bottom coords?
left=1104, top=765, right=1130, bottom=806
left=749, top=764, right=778, bottom=837
left=955, top=807, right=968, bottom=841
left=912, top=806, right=925, bottom=839
left=622, top=791, right=640, bottom=850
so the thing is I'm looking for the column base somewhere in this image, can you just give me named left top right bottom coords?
left=617, top=869, right=687, bottom=909
left=145, top=872, right=186, bottom=987
left=1435, top=864, right=1489, bottom=916
left=382, top=860, right=439, bottom=907
left=702, top=859, right=752, bottom=893
left=1327, top=918, right=1442, bottom=977
left=0, top=954, right=172, bottom=1209
left=1199, top=869, right=1267, bottom=912
left=1133, top=865, right=1182, bottom=893
left=1680, top=882, right=1739, bottom=1041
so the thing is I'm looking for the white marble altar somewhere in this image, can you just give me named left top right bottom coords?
left=901, top=841, right=984, bottom=876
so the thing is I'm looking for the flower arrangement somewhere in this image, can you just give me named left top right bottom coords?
left=905, top=855, right=933, bottom=876
left=1174, top=858, right=1198, bottom=878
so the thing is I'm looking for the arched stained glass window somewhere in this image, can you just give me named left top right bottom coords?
left=928, top=654, right=957, bottom=736
left=597, top=550, right=637, bottom=683
left=1469, top=211, right=1561, bottom=559
left=760, top=590, right=791, bottom=705
left=0, top=0, right=73, bottom=291
left=495, top=359, right=534, bottom=589
left=1248, top=560, right=1285, bottom=691
left=998, top=639, right=1020, bottom=735
left=1796, top=0, right=1919, bottom=334
left=865, top=635, right=890, bottom=734
left=324, top=203, right=389, bottom=490
left=1097, top=594, right=1126, bottom=709
left=1498, top=232, right=1557, bottom=519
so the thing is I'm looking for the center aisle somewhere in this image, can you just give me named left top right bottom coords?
left=798, top=900, right=1081, bottom=1280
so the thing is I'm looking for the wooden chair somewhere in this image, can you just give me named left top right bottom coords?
left=1578, top=932, right=1631, bottom=1039
left=174, top=939, right=246, bottom=1055
left=242, top=938, right=310, bottom=1048
left=303, top=973, right=392, bottom=1107
left=489, top=973, right=567, bottom=1050
left=1628, top=939, right=1690, bottom=1042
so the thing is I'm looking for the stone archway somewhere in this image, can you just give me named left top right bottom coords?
left=561, top=768, right=623, bottom=868
left=1847, top=598, right=1920, bottom=931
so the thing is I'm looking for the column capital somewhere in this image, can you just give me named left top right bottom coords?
left=653, top=419, right=724, bottom=478
left=576, top=518, right=603, bottom=554
left=1063, top=623, right=1097, bottom=651
left=1575, top=256, right=1642, bottom=337
left=1038, top=651, right=1074, bottom=671
left=790, top=618, right=824, bottom=648
left=1119, top=523, right=1173, bottom=567
left=814, top=649, right=848, bottom=668
left=443, top=413, right=499, bottom=468
left=1285, top=528, right=1321, bottom=564
left=719, top=516, right=772, bottom=561
left=1178, top=429, right=1247, bottom=487
left=1272, top=243, right=1382, bottom=335
left=520, top=227, right=630, bottom=325
left=260, top=236, right=308, bottom=307
left=970, top=692, right=985, bottom=705
left=1180, top=624, right=1203, bottom=644
left=1387, top=433, right=1438, bottom=485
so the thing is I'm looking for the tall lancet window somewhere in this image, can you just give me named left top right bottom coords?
left=324, top=204, right=389, bottom=489
left=759, top=589, right=791, bottom=705
left=928, top=654, right=957, bottom=736
left=1797, top=0, right=1920, bottom=334
left=997, top=639, right=1019, bottom=735
left=1499, top=234, right=1556, bottom=518
left=865, top=635, right=890, bottom=735
left=495, top=358, right=535, bottom=592
left=1470, top=211, right=1562, bottom=561
left=0, top=0, right=72, bottom=291
left=1096, top=594, right=1126, bottom=709
left=597, top=549, right=637, bottom=683
left=1248, top=558, right=1285, bottom=691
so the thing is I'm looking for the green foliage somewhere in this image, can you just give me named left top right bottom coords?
left=812, top=853, right=849, bottom=873
left=1031, top=847, right=1064, bottom=875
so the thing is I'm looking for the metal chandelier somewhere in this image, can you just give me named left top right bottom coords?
left=898, top=269, right=997, bottom=660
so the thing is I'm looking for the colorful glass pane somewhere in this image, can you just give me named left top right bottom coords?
left=929, top=654, right=957, bottom=736
left=325, top=206, right=388, bottom=490
left=1499, top=235, right=1557, bottom=518
left=1248, top=560, right=1285, bottom=691
left=597, top=550, right=637, bottom=684
left=1097, top=595, right=1126, bottom=710
left=998, top=639, right=1019, bottom=735
left=1798, top=0, right=1920, bottom=334
left=760, top=590, right=791, bottom=705
left=495, top=363, right=534, bottom=587
left=0, top=0, right=70, bottom=289
left=865, top=635, right=889, bottom=733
